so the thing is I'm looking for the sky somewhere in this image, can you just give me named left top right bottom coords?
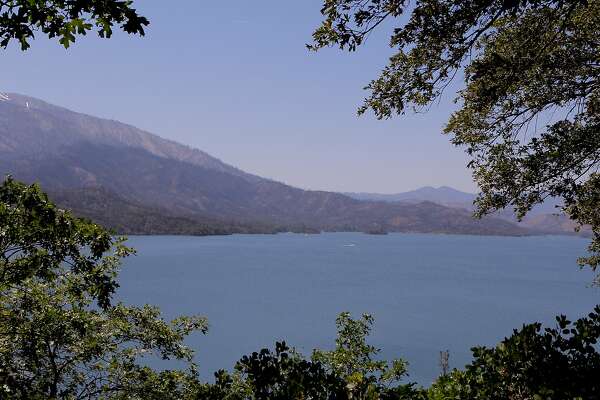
left=1, top=1, right=477, bottom=194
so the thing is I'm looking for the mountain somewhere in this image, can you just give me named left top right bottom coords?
left=346, top=186, right=476, bottom=208
left=0, top=93, right=256, bottom=180
left=346, top=187, right=563, bottom=215
left=47, top=186, right=282, bottom=236
left=0, top=93, right=530, bottom=236
left=346, top=187, right=580, bottom=235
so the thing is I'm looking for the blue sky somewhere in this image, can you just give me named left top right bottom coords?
left=1, top=1, right=476, bottom=193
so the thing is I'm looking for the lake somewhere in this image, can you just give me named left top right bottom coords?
left=117, top=233, right=599, bottom=385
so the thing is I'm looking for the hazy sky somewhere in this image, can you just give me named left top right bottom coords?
left=1, top=1, right=477, bottom=193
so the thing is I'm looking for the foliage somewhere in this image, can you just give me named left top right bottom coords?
left=200, top=309, right=600, bottom=399
left=223, top=342, right=348, bottom=399
left=428, top=305, right=600, bottom=399
left=0, top=0, right=148, bottom=50
left=0, top=176, right=119, bottom=309
left=310, top=0, right=600, bottom=282
left=194, top=313, right=424, bottom=400
left=0, top=177, right=207, bottom=399
left=312, top=312, right=424, bottom=399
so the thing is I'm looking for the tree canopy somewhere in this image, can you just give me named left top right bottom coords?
left=312, top=312, right=412, bottom=398
left=199, top=313, right=424, bottom=400
left=0, top=177, right=207, bottom=399
left=0, top=0, right=148, bottom=49
left=311, top=0, right=600, bottom=283
left=429, top=305, right=600, bottom=399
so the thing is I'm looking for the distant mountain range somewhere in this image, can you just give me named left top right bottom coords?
left=346, top=187, right=561, bottom=215
left=345, top=187, right=583, bottom=236
left=0, top=93, right=575, bottom=237
left=346, top=186, right=477, bottom=208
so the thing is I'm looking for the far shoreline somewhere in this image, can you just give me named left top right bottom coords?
left=118, top=231, right=589, bottom=240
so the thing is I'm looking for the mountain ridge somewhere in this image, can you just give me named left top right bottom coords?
left=3, top=93, right=260, bottom=182
left=345, top=186, right=476, bottom=206
left=0, top=93, right=535, bottom=236
left=345, top=187, right=584, bottom=236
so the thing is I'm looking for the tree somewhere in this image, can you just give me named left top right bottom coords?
left=0, top=0, right=148, bottom=50
left=226, top=342, right=348, bottom=399
left=312, top=312, right=424, bottom=400
left=193, top=313, right=425, bottom=400
left=428, top=305, right=600, bottom=399
left=310, top=0, right=600, bottom=283
left=0, top=177, right=207, bottom=399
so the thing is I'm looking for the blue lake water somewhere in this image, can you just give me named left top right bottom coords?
left=117, top=233, right=599, bottom=385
